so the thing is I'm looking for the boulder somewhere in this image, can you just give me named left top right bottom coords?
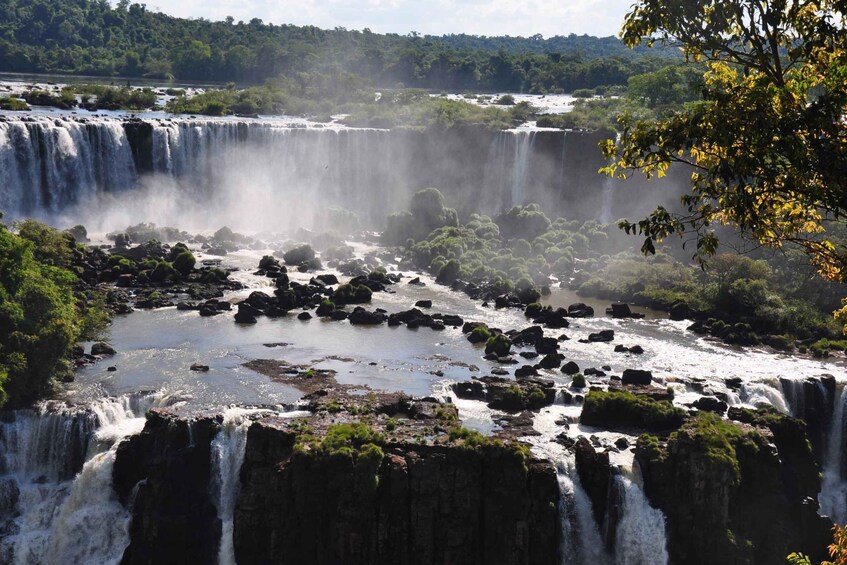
left=621, top=369, right=652, bottom=386
left=587, top=330, right=615, bottom=343
left=348, top=307, right=386, bottom=325
left=515, top=365, right=539, bottom=379
left=568, top=303, right=595, bottom=318
left=91, top=342, right=116, bottom=356
left=415, top=300, right=433, bottom=308
left=562, top=361, right=580, bottom=375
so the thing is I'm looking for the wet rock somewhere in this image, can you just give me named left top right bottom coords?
left=519, top=351, right=539, bottom=359
left=561, top=361, right=580, bottom=375
left=515, top=365, right=539, bottom=379
left=573, top=437, right=611, bottom=528
left=234, top=311, right=258, bottom=324
left=584, top=367, right=605, bottom=377
left=587, top=330, right=615, bottom=343
left=692, top=396, right=727, bottom=414
left=107, top=366, right=117, bottom=372
left=452, top=380, right=485, bottom=400
left=610, top=303, right=633, bottom=318
left=190, top=364, right=210, bottom=372
left=614, top=437, right=630, bottom=450
left=621, top=369, right=652, bottom=386
left=297, top=312, right=312, bottom=321
left=415, top=299, right=432, bottom=308
left=669, top=301, right=692, bottom=321
left=91, top=342, right=116, bottom=356
left=315, top=274, right=338, bottom=286
left=538, top=354, right=563, bottom=370
left=348, top=307, right=386, bottom=325
left=567, top=303, right=595, bottom=318
left=535, top=337, right=559, bottom=355
left=512, top=326, right=544, bottom=346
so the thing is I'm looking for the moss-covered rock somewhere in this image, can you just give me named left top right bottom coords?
left=580, top=389, right=686, bottom=432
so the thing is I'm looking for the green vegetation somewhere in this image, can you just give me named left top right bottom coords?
left=343, top=90, right=535, bottom=130
left=0, top=97, right=29, bottom=111
left=66, top=84, right=157, bottom=110
left=0, top=216, right=107, bottom=407
left=578, top=251, right=839, bottom=342
left=537, top=97, right=656, bottom=132
left=446, top=426, right=531, bottom=466
left=581, top=390, right=686, bottom=431
left=671, top=412, right=750, bottom=481
left=605, top=0, right=847, bottom=333
left=0, top=0, right=677, bottom=90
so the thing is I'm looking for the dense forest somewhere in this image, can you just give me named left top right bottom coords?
left=0, top=0, right=678, bottom=92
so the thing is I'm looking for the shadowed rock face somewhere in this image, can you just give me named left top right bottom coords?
left=634, top=410, right=833, bottom=565
left=112, top=406, right=560, bottom=565
left=234, top=420, right=560, bottom=565
left=113, top=412, right=222, bottom=565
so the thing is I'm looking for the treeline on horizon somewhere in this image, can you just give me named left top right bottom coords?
left=0, top=0, right=679, bottom=92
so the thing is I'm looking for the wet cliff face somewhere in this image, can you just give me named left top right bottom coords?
left=112, top=410, right=561, bottom=565
left=634, top=410, right=833, bottom=565
left=113, top=412, right=222, bottom=565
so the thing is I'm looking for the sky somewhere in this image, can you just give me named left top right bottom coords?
left=139, top=0, right=634, bottom=38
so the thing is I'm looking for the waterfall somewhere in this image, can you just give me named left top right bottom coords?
left=510, top=131, right=536, bottom=207
left=0, top=116, right=593, bottom=231
left=598, top=175, right=615, bottom=224
left=0, top=394, right=163, bottom=565
left=613, top=474, right=669, bottom=565
left=741, top=382, right=790, bottom=413
left=210, top=407, right=264, bottom=565
left=820, top=384, right=847, bottom=524
left=598, top=132, right=620, bottom=224
left=556, top=454, right=610, bottom=565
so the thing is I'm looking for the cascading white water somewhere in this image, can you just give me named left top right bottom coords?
left=613, top=474, right=669, bottom=565
left=555, top=454, right=610, bottom=565
left=820, top=384, right=847, bottom=524
left=210, top=407, right=265, bottom=565
left=0, top=394, right=164, bottom=565
left=510, top=131, right=536, bottom=207
left=598, top=175, right=615, bottom=224
left=741, top=382, right=790, bottom=413
left=598, top=132, right=620, bottom=224
left=210, top=407, right=309, bottom=565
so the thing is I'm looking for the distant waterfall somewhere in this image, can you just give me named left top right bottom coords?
left=0, top=116, right=587, bottom=231
left=613, top=474, right=669, bottom=565
left=820, top=385, right=847, bottom=524
left=484, top=130, right=537, bottom=211
left=0, top=394, right=164, bottom=564
left=0, top=117, right=135, bottom=215
left=556, top=454, right=610, bottom=565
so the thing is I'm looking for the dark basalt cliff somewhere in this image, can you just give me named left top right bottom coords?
left=634, top=409, right=833, bottom=565
left=112, top=408, right=560, bottom=565
left=113, top=413, right=222, bottom=565
left=234, top=419, right=559, bottom=565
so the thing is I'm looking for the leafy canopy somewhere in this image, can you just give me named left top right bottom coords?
left=602, top=0, right=847, bottom=326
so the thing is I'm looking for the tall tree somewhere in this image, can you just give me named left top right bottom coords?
left=603, top=0, right=847, bottom=322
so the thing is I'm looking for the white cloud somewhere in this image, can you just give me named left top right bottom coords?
left=142, top=0, right=634, bottom=37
